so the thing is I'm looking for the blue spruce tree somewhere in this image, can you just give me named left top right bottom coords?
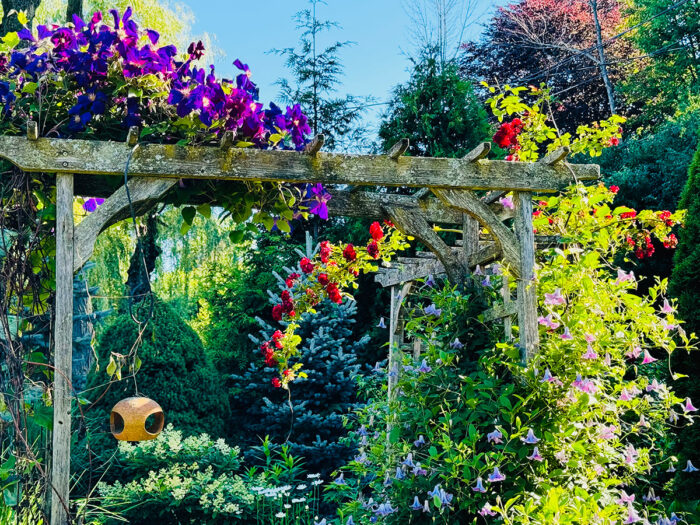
left=230, top=293, right=369, bottom=475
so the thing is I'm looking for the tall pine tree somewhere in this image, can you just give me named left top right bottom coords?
left=272, top=0, right=370, bottom=152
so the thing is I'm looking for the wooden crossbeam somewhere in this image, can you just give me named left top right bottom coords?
left=0, top=136, right=599, bottom=191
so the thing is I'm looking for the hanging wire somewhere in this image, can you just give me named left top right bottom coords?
left=123, top=144, right=155, bottom=329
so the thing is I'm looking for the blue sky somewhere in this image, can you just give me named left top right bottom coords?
left=183, top=1, right=502, bottom=129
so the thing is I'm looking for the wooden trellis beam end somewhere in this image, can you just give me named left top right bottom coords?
left=387, top=138, right=409, bottom=160
left=464, top=142, right=491, bottom=162
left=220, top=130, right=235, bottom=150
left=304, top=134, right=325, bottom=156
left=27, top=120, right=39, bottom=141
left=126, top=126, right=140, bottom=146
left=541, top=146, right=570, bottom=166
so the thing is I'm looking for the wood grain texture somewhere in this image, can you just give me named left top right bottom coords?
left=0, top=136, right=599, bottom=191
left=432, top=189, right=521, bottom=277
left=51, top=174, right=74, bottom=525
left=513, top=191, right=539, bottom=363
left=74, top=178, right=177, bottom=272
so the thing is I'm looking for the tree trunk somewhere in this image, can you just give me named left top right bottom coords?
left=65, top=0, right=82, bottom=22
left=0, top=0, right=41, bottom=37
left=589, top=0, right=616, bottom=115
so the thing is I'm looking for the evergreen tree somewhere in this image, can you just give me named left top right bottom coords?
left=230, top=298, right=369, bottom=476
left=668, top=144, right=700, bottom=500
left=272, top=0, right=370, bottom=152
left=378, top=47, right=491, bottom=158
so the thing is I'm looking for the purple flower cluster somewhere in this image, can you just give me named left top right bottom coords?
left=5, top=9, right=312, bottom=149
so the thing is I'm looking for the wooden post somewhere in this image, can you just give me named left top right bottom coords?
left=501, top=277, right=513, bottom=341
left=51, top=174, right=74, bottom=525
left=513, top=192, right=538, bottom=363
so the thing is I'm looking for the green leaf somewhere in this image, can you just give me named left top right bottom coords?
left=229, top=230, right=245, bottom=243
left=196, top=203, right=211, bottom=219
left=2, top=32, right=19, bottom=49
left=106, top=358, right=116, bottom=377
left=17, top=11, right=28, bottom=25
left=389, top=426, right=400, bottom=444
left=31, top=404, right=53, bottom=430
left=181, top=206, right=196, bottom=225
left=21, top=82, right=37, bottom=94
left=428, top=446, right=438, bottom=458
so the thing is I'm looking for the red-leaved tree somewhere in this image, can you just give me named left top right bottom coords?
left=461, top=0, right=637, bottom=130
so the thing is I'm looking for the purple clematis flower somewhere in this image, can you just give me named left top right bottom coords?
left=383, top=473, right=392, bottom=487
left=333, top=473, right=346, bottom=485
left=427, top=484, right=441, bottom=498
left=626, top=346, right=642, bottom=359
left=346, top=517, right=355, bottom=525
left=479, top=503, right=497, bottom=517
left=488, top=466, right=506, bottom=482
left=527, top=447, right=544, bottom=461
left=358, top=425, right=368, bottom=436
left=599, top=425, right=616, bottom=440
left=308, top=183, right=332, bottom=220
left=661, top=298, right=674, bottom=314
left=624, top=445, right=639, bottom=465
left=643, top=488, right=660, bottom=502
left=424, top=304, right=442, bottom=317
left=402, top=453, right=416, bottom=469
left=538, top=313, right=560, bottom=330
left=560, top=326, right=573, bottom=340
left=619, top=388, right=634, bottom=401
left=487, top=429, right=503, bottom=444
left=617, top=491, right=635, bottom=504
left=482, top=275, right=492, bottom=287
left=499, top=195, right=514, bottom=209
left=540, top=368, right=555, bottom=382
left=683, top=460, right=698, bottom=472
left=603, top=353, right=612, bottom=366
left=584, top=333, right=596, bottom=343
left=438, top=489, right=453, bottom=507
left=82, top=198, right=105, bottom=212
left=410, top=496, right=422, bottom=510
left=582, top=344, right=598, bottom=360
left=641, top=350, right=657, bottom=364
left=395, top=466, right=405, bottom=480
left=377, top=317, right=386, bottom=329
left=472, top=477, right=486, bottom=493
left=666, top=463, right=676, bottom=473
left=417, top=359, right=432, bottom=373
left=450, top=338, right=464, bottom=349
left=473, top=265, right=484, bottom=276
left=623, top=505, right=643, bottom=524
left=414, top=435, right=426, bottom=447
left=411, top=463, right=427, bottom=476
left=374, top=502, right=396, bottom=517
left=522, top=428, right=540, bottom=444
left=544, top=288, right=565, bottom=305
left=616, top=269, right=636, bottom=284
left=682, top=397, right=698, bottom=412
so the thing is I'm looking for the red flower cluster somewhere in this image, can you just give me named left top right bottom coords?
left=493, top=118, right=523, bottom=151
left=367, top=241, right=380, bottom=259
left=370, top=221, right=384, bottom=241
left=300, top=257, right=314, bottom=274
left=272, top=290, right=295, bottom=321
left=658, top=210, right=674, bottom=227
left=326, top=282, right=342, bottom=304
left=609, top=185, right=619, bottom=194
left=261, top=330, right=284, bottom=366
left=663, top=233, right=678, bottom=249
left=620, top=210, right=637, bottom=219
left=608, top=137, right=620, bottom=147
left=285, top=272, right=300, bottom=288
left=343, top=244, right=357, bottom=261
left=320, top=241, right=331, bottom=263
left=317, top=273, right=329, bottom=286
left=634, top=236, right=655, bottom=259
left=272, top=377, right=281, bottom=388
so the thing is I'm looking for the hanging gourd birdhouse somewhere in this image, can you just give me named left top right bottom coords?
left=110, top=397, right=164, bottom=441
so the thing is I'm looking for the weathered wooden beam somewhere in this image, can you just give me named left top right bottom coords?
left=74, top=178, right=177, bottom=272
left=387, top=138, right=409, bottom=160
left=327, top=190, right=511, bottom=225
left=0, top=136, right=599, bottom=191
left=432, top=189, right=521, bottom=277
left=513, top=192, right=539, bottom=363
left=375, top=244, right=500, bottom=287
left=385, top=206, right=465, bottom=284
left=51, top=174, right=74, bottom=525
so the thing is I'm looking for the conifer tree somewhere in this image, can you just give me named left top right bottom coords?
left=230, top=296, right=369, bottom=475
left=668, top=143, right=700, bottom=499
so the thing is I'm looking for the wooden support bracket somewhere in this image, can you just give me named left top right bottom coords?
left=74, top=178, right=178, bottom=272
left=513, top=191, right=539, bottom=362
left=432, top=189, right=521, bottom=277
left=27, top=120, right=39, bottom=141
left=126, top=126, right=140, bottom=146
left=220, top=130, right=235, bottom=150
left=541, top=146, right=570, bottom=165
left=385, top=206, right=466, bottom=284
left=464, top=142, right=491, bottom=162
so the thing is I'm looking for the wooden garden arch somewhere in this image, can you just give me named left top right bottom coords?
left=0, top=125, right=598, bottom=525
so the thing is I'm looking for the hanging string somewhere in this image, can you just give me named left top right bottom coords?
left=123, top=143, right=155, bottom=328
